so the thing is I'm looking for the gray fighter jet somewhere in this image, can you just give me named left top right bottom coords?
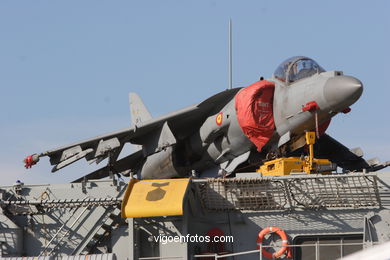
left=24, top=56, right=390, bottom=181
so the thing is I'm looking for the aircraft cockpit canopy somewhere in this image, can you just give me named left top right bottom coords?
left=274, top=56, right=325, bottom=84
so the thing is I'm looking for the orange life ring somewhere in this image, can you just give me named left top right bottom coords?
left=256, top=226, right=289, bottom=259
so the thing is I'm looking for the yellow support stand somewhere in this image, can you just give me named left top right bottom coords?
left=258, top=132, right=334, bottom=176
left=306, top=131, right=316, bottom=173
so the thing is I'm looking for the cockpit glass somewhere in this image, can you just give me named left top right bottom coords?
left=274, top=56, right=325, bottom=84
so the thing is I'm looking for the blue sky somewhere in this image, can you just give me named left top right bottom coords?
left=1, top=0, right=389, bottom=185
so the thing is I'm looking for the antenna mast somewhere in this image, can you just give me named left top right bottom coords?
left=228, top=19, right=233, bottom=90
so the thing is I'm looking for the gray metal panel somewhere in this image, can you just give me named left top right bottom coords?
left=0, top=257, right=54, bottom=260
left=0, top=180, right=127, bottom=257
left=58, top=254, right=116, bottom=260
left=0, top=209, right=22, bottom=256
left=111, top=226, right=129, bottom=260
left=364, top=209, right=390, bottom=245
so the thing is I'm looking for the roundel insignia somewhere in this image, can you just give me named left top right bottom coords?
left=216, top=112, right=223, bottom=126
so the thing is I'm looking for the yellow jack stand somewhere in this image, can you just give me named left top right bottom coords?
left=257, top=132, right=335, bottom=176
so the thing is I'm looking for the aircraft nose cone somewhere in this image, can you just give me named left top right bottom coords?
left=324, top=76, right=363, bottom=111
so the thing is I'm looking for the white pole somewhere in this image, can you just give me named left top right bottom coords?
left=228, top=18, right=233, bottom=90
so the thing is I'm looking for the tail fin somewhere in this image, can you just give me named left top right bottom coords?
left=129, top=93, right=152, bottom=126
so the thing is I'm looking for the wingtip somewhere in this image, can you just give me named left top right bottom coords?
left=24, top=154, right=40, bottom=169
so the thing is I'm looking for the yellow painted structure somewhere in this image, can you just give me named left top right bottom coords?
left=258, top=157, right=304, bottom=176
left=121, top=178, right=190, bottom=218
left=258, top=132, right=334, bottom=176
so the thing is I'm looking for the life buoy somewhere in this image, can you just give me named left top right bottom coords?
left=206, top=227, right=225, bottom=253
left=256, top=226, right=289, bottom=259
left=199, top=227, right=226, bottom=260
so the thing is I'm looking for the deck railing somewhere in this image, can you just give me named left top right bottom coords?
left=137, top=241, right=378, bottom=260
left=192, top=242, right=377, bottom=260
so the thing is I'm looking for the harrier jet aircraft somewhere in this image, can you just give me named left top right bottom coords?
left=24, top=56, right=390, bottom=181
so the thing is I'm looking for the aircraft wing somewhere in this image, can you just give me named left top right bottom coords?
left=71, top=149, right=144, bottom=182
left=315, top=134, right=390, bottom=172
left=24, top=88, right=241, bottom=173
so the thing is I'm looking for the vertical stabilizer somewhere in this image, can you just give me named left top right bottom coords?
left=129, top=93, right=152, bottom=126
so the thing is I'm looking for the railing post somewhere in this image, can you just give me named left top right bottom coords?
left=259, top=244, right=262, bottom=260
left=315, top=242, right=320, bottom=260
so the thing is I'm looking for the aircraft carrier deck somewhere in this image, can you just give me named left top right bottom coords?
left=1, top=171, right=390, bottom=260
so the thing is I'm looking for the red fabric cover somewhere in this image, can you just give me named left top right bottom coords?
left=235, top=80, right=275, bottom=152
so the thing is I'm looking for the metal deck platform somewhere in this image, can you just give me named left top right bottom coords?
left=1, top=172, right=390, bottom=260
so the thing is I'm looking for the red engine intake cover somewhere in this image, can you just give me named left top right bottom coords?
left=235, top=80, right=275, bottom=152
